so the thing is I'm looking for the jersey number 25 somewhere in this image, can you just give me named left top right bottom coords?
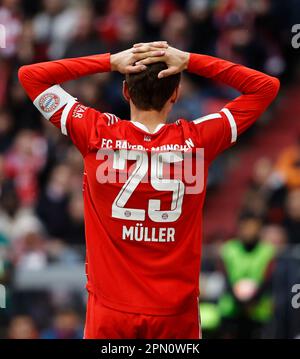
left=112, top=150, right=185, bottom=223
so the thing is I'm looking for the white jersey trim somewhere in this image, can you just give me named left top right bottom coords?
left=33, top=85, right=76, bottom=121
left=221, top=108, right=237, bottom=143
left=193, top=113, right=222, bottom=124
left=61, top=98, right=77, bottom=136
left=104, top=112, right=120, bottom=126
left=131, top=121, right=165, bottom=134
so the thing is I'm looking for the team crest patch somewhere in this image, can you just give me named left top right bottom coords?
left=39, top=93, right=60, bottom=113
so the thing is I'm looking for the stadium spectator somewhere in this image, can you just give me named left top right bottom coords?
left=64, top=5, right=106, bottom=59
left=4, top=130, right=47, bottom=206
left=7, top=315, right=39, bottom=339
left=0, top=181, right=43, bottom=242
left=40, top=308, right=83, bottom=339
left=13, top=223, right=47, bottom=271
left=218, top=213, right=275, bottom=338
left=32, top=0, right=79, bottom=59
left=260, top=224, right=287, bottom=253
left=283, top=189, right=300, bottom=244
left=0, top=0, right=22, bottom=59
left=36, top=164, right=71, bottom=239
left=274, top=135, right=300, bottom=189
left=0, top=108, right=14, bottom=153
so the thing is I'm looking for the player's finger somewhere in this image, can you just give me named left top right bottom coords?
left=126, top=64, right=147, bottom=73
left=132, top=44, right=168, bottom=53
left=133, top=50, right=165, bottom=61
left=135, top=56, right=166, bottom=66
left=132, top=46, right=160, bottom=54
left=158, top=67, right=176, bottom=78
left=149, top=41, right=168, bottom=48
left=133, top=41, right=168, bottom=48
left=132, top=45, right=152, bottom=53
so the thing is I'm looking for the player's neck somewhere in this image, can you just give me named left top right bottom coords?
left=130, top=108, right=168, bottom=134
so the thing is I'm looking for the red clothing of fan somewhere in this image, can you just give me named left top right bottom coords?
left=18, top=52, right=279, bottom=338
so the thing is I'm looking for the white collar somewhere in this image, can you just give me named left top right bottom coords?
left=131, top=121, right=165, bottom=134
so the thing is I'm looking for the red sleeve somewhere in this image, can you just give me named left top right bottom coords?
left=64, top=104, right=120, bottom=156
left=18, top=54, right=111, bottom=156
left=187, top=53, right=280, bottom=162
left=18, top=53, right=111, bottom=101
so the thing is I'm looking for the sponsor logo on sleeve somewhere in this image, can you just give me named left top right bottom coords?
left=73, top=104, right=87, bottom=118
left=39, top=93, right=60, bottom=113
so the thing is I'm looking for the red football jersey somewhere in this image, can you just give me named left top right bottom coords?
left=18, top=52, right=280, bottom=315
left=68, top=108, right=215, bottom=315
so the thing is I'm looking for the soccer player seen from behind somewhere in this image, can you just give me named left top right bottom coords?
left=18, top=42, right=280, bottom=339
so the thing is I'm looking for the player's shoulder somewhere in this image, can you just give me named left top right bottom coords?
left=179, top=111, right=228, bottom=136
left=172, top=113, right=225, bottom=144
left=171, top=117, right=199, bottom=132
left=173, top=118, right=191, bottom=127
left=71, top=104, right=121, bottom=125
left=164, top=118, right=199, bottom=143
left=181, top=112, right=225, bottom=128
left=81, top=108, right=123, bottom=128
left=101, top=112, right=121, bottom=126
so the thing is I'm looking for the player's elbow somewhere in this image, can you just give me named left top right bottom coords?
left=270, top=76, right=280, bottom=94
left=18, top=65, right=31, bottom=86
left=18, top=65, right=38, bottom=100
left=266, top=75, right=280, bottom=100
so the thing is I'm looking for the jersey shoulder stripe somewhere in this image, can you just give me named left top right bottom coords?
left=193, top=109, right=237, bottom=143
left=61, top=98, right=77, bottom=135
left=103, top=112, right=120, bottom=126
left=221, top=108, right=237, bottom=143
left=193, top=113, right=222, bottom=124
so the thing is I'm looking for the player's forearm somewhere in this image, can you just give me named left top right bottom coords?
left=187, top=53, right=279, bottom=103
left=188, top=53, right=280, bottom=136
left=18, top=53, right=111, bottom=101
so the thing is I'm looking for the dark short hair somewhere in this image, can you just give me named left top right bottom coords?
left=125, top=62, right=181, bottom=111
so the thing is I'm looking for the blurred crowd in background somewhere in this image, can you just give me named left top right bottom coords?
left=0, top=0, right=300, bottom=339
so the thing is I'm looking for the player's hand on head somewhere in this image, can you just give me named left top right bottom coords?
left=110, top=43, right=168, bottom=75
left=134, top=45, right=190, bottom=78
left=132, top=41, right=169, bottom=50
